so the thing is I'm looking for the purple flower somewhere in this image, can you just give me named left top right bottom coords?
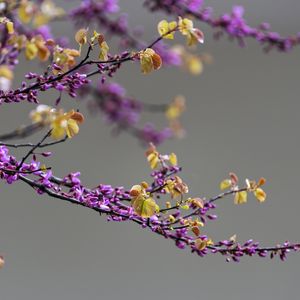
left=40, top=170, right=53, bottom=188
left=0, top=146, right=10, bottom=163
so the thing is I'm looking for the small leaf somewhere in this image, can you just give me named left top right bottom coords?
left=257, top=177, right=266, bottom=187
left=132, top=196, right=158, bottom=218
left=40, top=164, right=47, bottom=171
left=18, top=3, right=33, bottom=24
left=254, top=188, right=266, bottom=203
left=186, top=55, right=203, bottom=75
left=229, top=172, right=239, bottom=185
left=71, top=112, right=85, bottom=124
left=130, top=185, right=142, bottom=197
left=25, top=42, right=38, bottom=60
left=181, top=204, right=190, bottom=210
left=192, top=226, right=200, bottom=236
left=0, top=256, right=4, bottom=269
left=195, top=239, right=207, bottom=251
left=229, top=234, right=237, bottom=242
left=139, top=48, right=162, bottom=74
left=65, top=119, right=79, bottom=138
left=168, top=215, right=176, bottom=222
left=151, top=53, right=162, bottom=70
left=220, top=179, right=231, bottom=190
left=191, top=198, right=204, bottom=208
left=234, top=191, right=248, bottom=205
left=157, top=20, right=177, bottom=39
left=75, top=28, right=88, bottom=45
left=75, top=28, right=88, bottom=54
left=99, top=41, right=109, bottom=61
left=6, top=21, right=14, bottom=34
left=0, top=65, right=13, bottom=80
left=147, top=152, right=159, bottom=169
left=169, top=152, right=178, bottom=166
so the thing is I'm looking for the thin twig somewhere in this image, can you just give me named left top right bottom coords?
left=0, top=136, right=67, bottom=148
left=17, top=130, right=52, bottom=170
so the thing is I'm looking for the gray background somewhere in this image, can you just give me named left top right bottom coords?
left=1, top=0, right=300, bottom=299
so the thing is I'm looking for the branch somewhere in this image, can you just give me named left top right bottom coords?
left=0, top=29, right=170, bottom=106
left=0, top=136, right=67, bottom=148
left=145, top=0, right=300, bottom=52
left=0, top=143, right=299, bottom=262
left=17, top=130, right=52, bottom=170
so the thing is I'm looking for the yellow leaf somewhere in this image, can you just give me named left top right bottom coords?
left=25, top=42, right=38, bottom=60
left=51, top=124, right=65, bottom=140
left=190, top=198, right=204, bottom=208
left=165, top=105, right=180, bottom=120
left=6, top=21, right=14, bottom=34
left=254, top=188, right=266, bottom=203
left=139, top=48, right=162, bottom=74
left=141, top=181, right=149, bottom=189
left=31, top=1, right=65, bottom=27
left=75, top=28, right=88, bottom=45
left=165, top=176, right=188, bottom=198
left=207, top=238, right=214, bottom=246
left=165, top=95, right=186, bottom=120
left=195, top=239, right=207, bottom=251
left=157, top=20, right=177, bottom=39
left=220, top=179, right=231, bottom=190
left=181, top=204, right=190, bottom=210
left=234, top=191, right=248, bottom=205
left=40, top=164, right=47, bottom=171
left=18, top=3, right=33, bottom=24
left=66, top=119, right=79, bottom=138
left=147, top=152, right=159, bottom=169
left=131, top=196, right=158, bottom=218
left=99, top=41, right=109, bottom=61
left=29, top=104, right=52, bottom=124
left=166, top=201, right=171, bottom=209
left=140, top=53, right=153, bottom=74
left=35, top=39, right=50, bottom=62
left=186, top=56, right=203, bottom=75
left=0, top=66, right=13, bottom=80
left=178, top=17, right=204, bottom=46
left=157, top=20, right=168, bottom=36
left=178, top=17, right=194, bottom=35
left=169, top=152, right=178, bottom=166
left=168, top=215, right=176, bottom=222
left=169, top=21, right=177, bottom=32
left=75, top=28, right=87, bottom=53
left=33, top=13, right=50, bottom=27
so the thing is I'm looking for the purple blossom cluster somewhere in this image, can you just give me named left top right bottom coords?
left=82, top=82, right=174, bottom=145
left=0, top=43, right=19, bottom=67
left=0, top=72, right=90, bottom=104
left=70, top=0, right=133, bottom=45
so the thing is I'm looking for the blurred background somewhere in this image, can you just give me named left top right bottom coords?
left=1, top=0, right=300, bottom=299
